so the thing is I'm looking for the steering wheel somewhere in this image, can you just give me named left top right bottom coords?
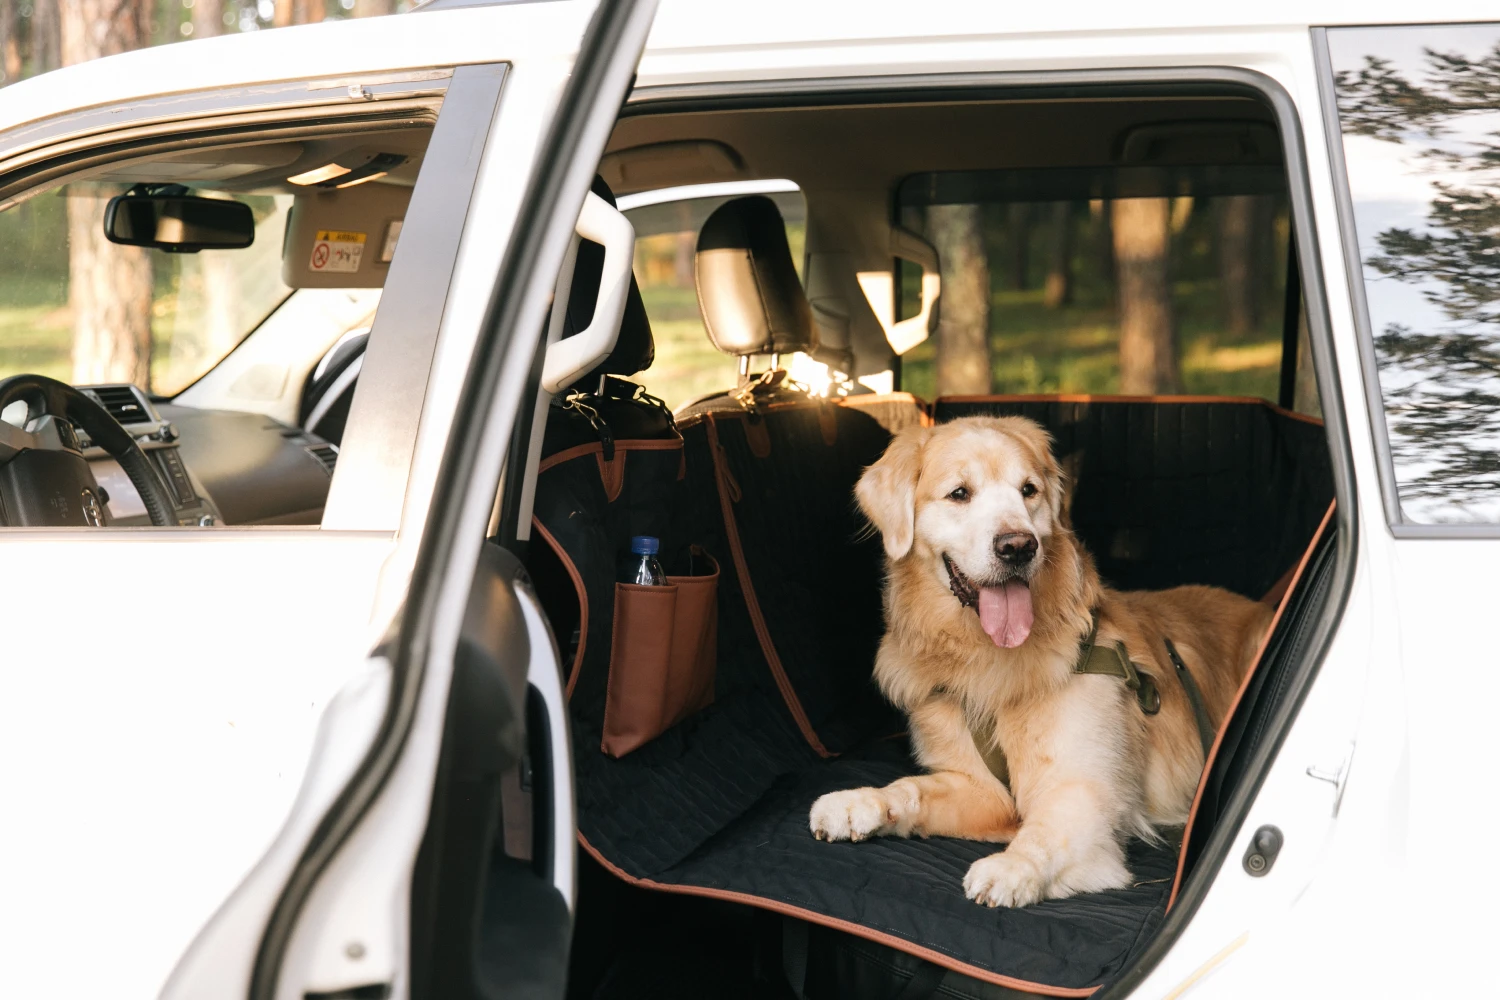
left=0, top=374, right=176, bottom=527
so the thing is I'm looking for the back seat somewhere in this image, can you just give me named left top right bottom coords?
left=526, top=195, right=1336, bottom=997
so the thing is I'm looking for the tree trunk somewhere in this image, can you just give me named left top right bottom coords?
left=0, top=0, right=20, bottom=83
left=1112, top=198, right=1180, bottom=394
left=274, top=0, right=293, bottom=27
left=192, top=0, right=222, bottom=38
left=354, top=0, right=395, bottom=15
left=1092, top=200, right=1114, bottom=304
left=928, top=203, right=992, bottom=395
left=1043, top=201, right=1072, bottom=309
left=1219, top=195, right=1257, bottom=337
left=60, top=0, right=154, bottom=387
left=31, top=0, right=60, bottom=73
left=1006, top=202, right=1030, bottom=290
left=294, top=0, right=325, bottom=22
left=67, top=194, right=153, bottom=386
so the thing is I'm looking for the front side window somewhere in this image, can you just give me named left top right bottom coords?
left=1330, top=24, right=1500, bottom=523
left=0, top=186, right=293, bottom=396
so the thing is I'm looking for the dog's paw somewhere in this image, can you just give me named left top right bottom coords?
left=809, top=788, right=891, bottom=842
left=963, top=853, right=1047, bottom=908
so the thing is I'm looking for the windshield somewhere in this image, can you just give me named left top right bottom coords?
left=0, top=185, right=294, bottom=396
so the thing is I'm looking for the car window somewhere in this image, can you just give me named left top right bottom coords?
left=622, top=184, right=805, bottom=410
left=1328, top=23, right=1500, bottom=524
left=0, top=186, right=295, bottom=396
left=893, top=174, right=1299, bottom=405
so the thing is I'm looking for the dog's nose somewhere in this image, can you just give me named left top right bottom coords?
left=994, top=532, right=1038, bottom=566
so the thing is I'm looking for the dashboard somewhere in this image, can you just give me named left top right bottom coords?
left=77, top=384, right=337, bottom=527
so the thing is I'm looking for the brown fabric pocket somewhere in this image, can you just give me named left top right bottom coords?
left=602, top=552, right=719, bottom=757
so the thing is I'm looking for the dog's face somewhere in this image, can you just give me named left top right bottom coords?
left=856, top=417, right=1065, bottom=648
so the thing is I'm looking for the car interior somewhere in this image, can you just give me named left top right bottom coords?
left=0, top=120, right=432, bottom=527
left=462, top=83, right=1342, bottom=1000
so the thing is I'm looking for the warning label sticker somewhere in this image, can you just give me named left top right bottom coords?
left=310, top=230, right=366, bottom=274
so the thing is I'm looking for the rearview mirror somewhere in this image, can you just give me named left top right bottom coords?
left=103, top=193, right=255, bottom=252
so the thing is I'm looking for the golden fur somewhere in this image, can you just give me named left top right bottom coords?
left=809, top=416, right=1272, bottom=907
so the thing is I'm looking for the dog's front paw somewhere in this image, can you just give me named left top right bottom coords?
left=809, top=788, right=891, bottom=842
left=963, top=853, right=1047, bottom=908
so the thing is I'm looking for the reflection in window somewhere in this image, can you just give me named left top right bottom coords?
left=1331, top=25, right=1500, bottom=523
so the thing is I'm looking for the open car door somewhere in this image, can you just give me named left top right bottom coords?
left=159, top=2, right=659, bottom=998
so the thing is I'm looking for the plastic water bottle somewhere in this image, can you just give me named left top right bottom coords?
left=625, top=536, right=667, bottom=586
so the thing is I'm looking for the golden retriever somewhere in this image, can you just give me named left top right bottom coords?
left=809, top=416, right=1272, bottom=907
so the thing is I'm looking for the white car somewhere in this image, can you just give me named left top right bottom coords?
left=0, top=2, right=1492, bottom=998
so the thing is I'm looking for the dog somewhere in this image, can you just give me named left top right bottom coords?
left=808, top=416, right=1273, bottom=907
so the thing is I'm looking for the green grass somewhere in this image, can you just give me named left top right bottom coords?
left=899, top=279, right=1283, bottom=402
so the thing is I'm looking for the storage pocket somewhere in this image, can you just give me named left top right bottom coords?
left=603, top=551, right=719, bottom=757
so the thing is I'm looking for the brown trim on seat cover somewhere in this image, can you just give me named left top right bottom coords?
left=705, top=412, right=833, bottom=758
left=1166, top=500, right=1337, bottom=910
left=576, top=832, right=1098, bottom=998
left=537, top=436, right=683, bottom=475
left=531, top=516, right=590, bottom=699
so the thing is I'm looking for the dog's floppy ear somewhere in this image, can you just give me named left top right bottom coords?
left=856, top=426, right=930, bottom=560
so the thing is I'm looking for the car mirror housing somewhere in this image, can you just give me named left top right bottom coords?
left=104, top=190, right=254, bottom=253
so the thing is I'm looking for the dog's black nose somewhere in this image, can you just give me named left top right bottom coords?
left=995, top=532, right=1038, bottom=566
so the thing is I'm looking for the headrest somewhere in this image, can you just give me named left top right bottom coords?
left=561, top=176, right=654, bottom=393
left=695, top=195, right=817, bottom=358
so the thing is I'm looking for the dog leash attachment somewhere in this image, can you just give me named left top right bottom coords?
left=1164, top=638, right=1216, bottom=759
left=1073, top=612, right=1161, bottom=716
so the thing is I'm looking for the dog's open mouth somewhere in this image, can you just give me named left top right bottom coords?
left=943, top=554, right=1034, bottom=649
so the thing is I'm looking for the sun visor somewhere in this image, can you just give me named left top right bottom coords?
left=281, top=181, right=412, bottom=289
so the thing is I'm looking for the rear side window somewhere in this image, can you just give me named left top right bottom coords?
left=894, top=168, right=1307, bottom=407
left=1329, top=24, right=1500, bottom=524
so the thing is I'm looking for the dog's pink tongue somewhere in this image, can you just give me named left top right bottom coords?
left=978, top=582, right=1034, bottom=648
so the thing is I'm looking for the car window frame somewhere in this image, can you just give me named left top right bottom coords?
left=619, top=65, right=1360, bottom=1000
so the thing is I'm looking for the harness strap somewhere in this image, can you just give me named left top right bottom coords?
left=1073, top=613, right=1160, bottom=716
left=1164, top=638, right=1216, bottom=760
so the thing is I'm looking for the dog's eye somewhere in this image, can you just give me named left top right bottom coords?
left=1020, top=482, right=1038, bottom=499
left=947, top=486, right=970, bottom=502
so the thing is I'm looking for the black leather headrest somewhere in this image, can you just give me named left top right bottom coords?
left=695, top=195, right=816, bottom=358
left=562, top=176, right=654, bottom=393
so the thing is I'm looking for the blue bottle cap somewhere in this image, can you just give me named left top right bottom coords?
left=630, top=535, right=660, bottom=555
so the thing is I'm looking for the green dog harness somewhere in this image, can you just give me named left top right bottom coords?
left=1073, top=613, right=1216, bottom=757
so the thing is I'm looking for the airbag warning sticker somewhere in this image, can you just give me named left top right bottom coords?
left=310, top=230, right=366, bottom=273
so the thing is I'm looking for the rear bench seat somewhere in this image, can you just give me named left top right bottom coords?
left=525, top=194, right=1335, bottom=995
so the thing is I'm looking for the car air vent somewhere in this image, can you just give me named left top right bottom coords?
left=306, top=443, right=338, bottom=475
left=87, top=386, right=152, bottom=424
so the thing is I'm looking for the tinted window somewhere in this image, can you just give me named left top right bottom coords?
left=1330, top=24, right=1500, bottom=523
left=894, top=169, right=1303, bottom=406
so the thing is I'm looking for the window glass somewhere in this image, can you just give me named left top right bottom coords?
left=894, top=171, right=1293, bottom=404
left=623, top=188, right=805, bottom=411
left=0, top=184, right=292, bottom=397
left=1329, top=24, right=1500, bottom=523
